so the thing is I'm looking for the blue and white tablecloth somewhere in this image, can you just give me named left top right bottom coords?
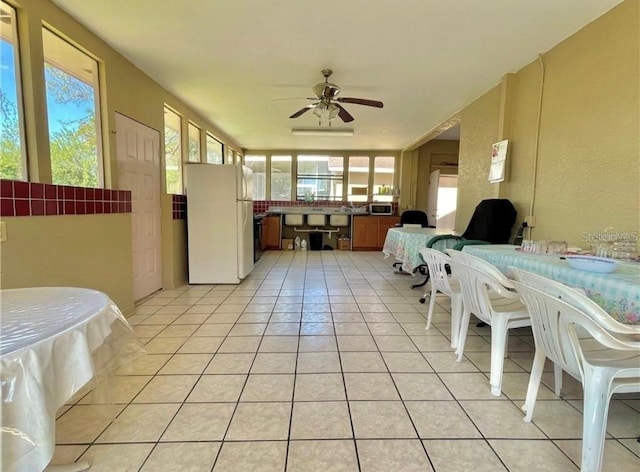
left=463, top=245, right=640, bottom=325
left=382, top=227, right=457, bottom=273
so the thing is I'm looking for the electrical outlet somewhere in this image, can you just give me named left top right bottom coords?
left=524, top=216, right=536, bottom=228
left=0, top=221, right=6, bottom=242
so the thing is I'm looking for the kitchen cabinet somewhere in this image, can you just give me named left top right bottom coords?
left=377, top=216, right=401, bottom=248
left=352, top=216, right=378, bottom=249
left=352, top=216, right=399, bottom=250
left=262, top=215, right=281, bottom=249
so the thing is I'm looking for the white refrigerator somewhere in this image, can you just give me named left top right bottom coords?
left=185, top=163, right=254, bottom=284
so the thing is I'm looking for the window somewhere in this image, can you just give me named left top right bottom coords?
left=206, top=133, right=223, bottom=164
left=0, top=1, right=26, bottom=180
left=347, top=156, right=369, bottom=202
left=373, top=156, right=396, bottom=201
left=271, top=155, right=291, bottom=200
left=244, top=154, right=266, bottom=200
left=164, top=107, right=182, bottom=194
left=43, top=28, right=103, bottom=187
left=225, top=147, right=234, bottom=165
left=296, top=155, right=343, bottom=201
left=187, top=122, right=200, bottom=162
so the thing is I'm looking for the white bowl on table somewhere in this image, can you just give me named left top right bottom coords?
left=565, top=255, right=618, bottom=274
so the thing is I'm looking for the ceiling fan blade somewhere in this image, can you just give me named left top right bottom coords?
left=337, top=97, right=384, bottom=108
left=289, top=105, right=315, bottom=119
left=335, top=104, right=354, bottom=123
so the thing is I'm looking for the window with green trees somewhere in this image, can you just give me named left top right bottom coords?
left=43, top=28, right=103, bottom=188
left=188, top=122, right=200, bottom=162
left=164, top=107, right=182, bottom=194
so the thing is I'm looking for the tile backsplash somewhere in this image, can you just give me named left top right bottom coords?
left=0, top=186, right=399, bottom=219
left=172, top=194, right=187, bottom=220
left=0, top=179, right=132, bottom=217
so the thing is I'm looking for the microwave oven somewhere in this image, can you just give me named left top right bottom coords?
left=369, top=203, right=394, bottom=215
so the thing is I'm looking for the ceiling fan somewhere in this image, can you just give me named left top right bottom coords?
left=289, top=69, right=383, bottom=124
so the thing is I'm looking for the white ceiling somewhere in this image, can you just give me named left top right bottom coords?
left=52, top=0, right=621, bottom=152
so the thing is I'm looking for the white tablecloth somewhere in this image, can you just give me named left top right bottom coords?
left=382, top=227, right=458, bottom=273
left=463, top=245, right=640, bottom=324
left=0, top=287, right=141, bottom=472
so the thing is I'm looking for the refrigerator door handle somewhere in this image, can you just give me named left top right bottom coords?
left=241, top=168, right=248, bottom=200
left=243, top=174, right=248, bottom=200
left=243, top=199, right=248, bottom=229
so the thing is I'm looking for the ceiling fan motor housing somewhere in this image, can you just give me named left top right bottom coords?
left=313, top=82, right=340, bottom=100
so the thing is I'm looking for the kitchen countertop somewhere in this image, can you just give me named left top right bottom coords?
left=267, top=206, right=368, bottom=215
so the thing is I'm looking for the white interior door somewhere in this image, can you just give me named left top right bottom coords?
left=427, top=170, right=440, bottom=226
left=436, top=175, right=458, bottom=230
left=116, top=113, right=162, bottom=301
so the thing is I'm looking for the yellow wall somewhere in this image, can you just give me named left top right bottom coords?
left=454, top=85, right=502, bottom=230
left=450, top=0, right=639, bottom=246
left=0, top=215, right=134, bottom=314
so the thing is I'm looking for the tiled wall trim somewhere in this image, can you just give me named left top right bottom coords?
left=253, top=200, right=399, bottom=215
left=0, top=179, right=132, bottom=217
left=172, top=194, right=187, bottom=220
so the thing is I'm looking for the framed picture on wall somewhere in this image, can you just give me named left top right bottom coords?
left=489, top=140, right=508, bottom=183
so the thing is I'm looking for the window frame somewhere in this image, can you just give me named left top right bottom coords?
left=270, top=154, right=292, bottom=201
left=187, top=122, right=201, bottom=163
left=163, top=105, right=183, bottom=194
left=244, top=154, right=266, bottom=200
left=372, top=155, right=396, bottom=202
left=0, top=1, right=28, bottom=181
left=346, top=155, right=370, bottom=202
left=42, top=26, right=105, bottom=188
left=205, top=132, right=223, bottom=164
left=295, top=154, right=345, bottom=202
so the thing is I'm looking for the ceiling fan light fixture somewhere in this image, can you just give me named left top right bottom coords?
left=291, top=128, right=354, bottom=136
left=327, top=103, right=339, bottom=120
left=312, top=102, right=327, bottom=118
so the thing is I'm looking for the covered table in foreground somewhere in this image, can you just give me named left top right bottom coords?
left=0, top=287, right=143, bottom=472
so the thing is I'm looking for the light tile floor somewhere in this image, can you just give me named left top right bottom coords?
left=53, top=251, right=639, bottom=471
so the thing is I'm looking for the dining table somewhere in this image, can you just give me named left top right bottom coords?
left=462, top=244, right=640, bottom=325
left=382, top=226, right=458, bottom=274
left=0, top=287, right=143, bottom=472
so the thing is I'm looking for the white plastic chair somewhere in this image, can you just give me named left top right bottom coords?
left=512, top=269, right=640, bottom=472
left=417, top=247, right=463, bottom=348
left=446, top=256, right=531, bottom=396
left=511, top=267, right=639, bottom=397
left=445, top=249, right=567, bottom=394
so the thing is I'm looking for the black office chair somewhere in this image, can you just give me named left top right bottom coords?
left=395, top=210, right=431, bottom=228
left=414, top=199, right=518, bottom=300
left=425, top=199, right=517, bottom=251
left=392, top=210, right=434, bottom=270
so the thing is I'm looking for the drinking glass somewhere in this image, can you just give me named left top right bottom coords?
left=539, top=240, right=549, bottom=254
left=611, top=241, right=637, bottom=261
left=548, top=241, right=568, bottom=255
left=592, top=242, right=612, bottom=258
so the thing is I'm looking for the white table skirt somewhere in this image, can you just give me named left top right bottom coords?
left=1, top=287, right=141, bottom=472
left=382, top=227, right=457, bottom=273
